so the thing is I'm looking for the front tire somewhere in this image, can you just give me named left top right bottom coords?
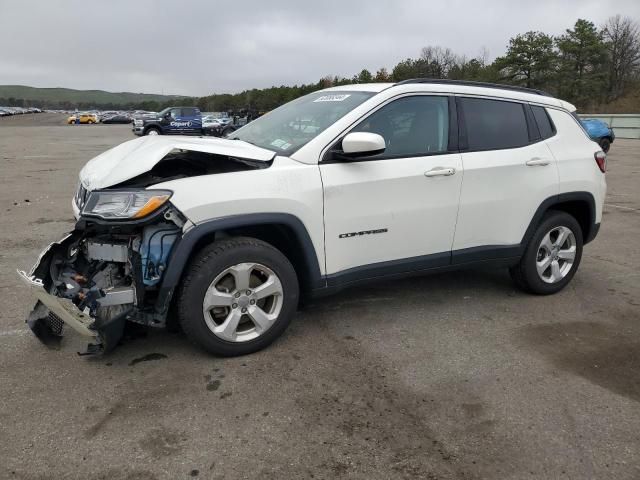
left=510, top=211, right=583, bottom=295
left=145, top=127, right=160, bottom=136
left=178, top=237, right=299, bottom=356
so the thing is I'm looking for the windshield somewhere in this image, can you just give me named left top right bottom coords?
left=157, top=107, right=171, bottom=117
left=231, top=91, right=375, bottom=154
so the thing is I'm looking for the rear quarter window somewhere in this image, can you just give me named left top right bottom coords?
left=531, top=106, right=556, bottom=139
left=460, top=97, right=529, bottom=151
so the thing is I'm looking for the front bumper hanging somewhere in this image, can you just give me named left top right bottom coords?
left=17, top=270, right=98, bottom=339
left=17, top=231, right=137, bottom=354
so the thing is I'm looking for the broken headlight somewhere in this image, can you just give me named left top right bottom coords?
left=82, top=190, right=172, bottom=220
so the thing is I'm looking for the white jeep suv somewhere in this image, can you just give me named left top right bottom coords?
left=18, top=80, right=606, bottom=356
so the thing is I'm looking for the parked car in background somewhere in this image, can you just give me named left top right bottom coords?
left=101, top=114, right=132, bottom=124
left=202, top=115, right=221, bottom=127
left=67, top=113, right=98, bottom=124
left=580, top=118, right=615, bottom=153
left=132, top=106, right=203, bottom=136
left=99, top=111, right=119, bottom=121
left=202, top=115, right=236, bottom=137
left=0, top=107, right=43, bottom=116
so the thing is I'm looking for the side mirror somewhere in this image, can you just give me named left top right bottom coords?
left=341, top=132, right=386, bottom=158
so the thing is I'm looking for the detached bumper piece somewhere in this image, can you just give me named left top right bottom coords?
left=19, top=270, right=133, bottom=354
left=16, top=229, right=140, bottom=354
left=19, top=270, right=98, bottom=339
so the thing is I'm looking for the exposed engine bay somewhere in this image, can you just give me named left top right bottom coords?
left=118, top=149, right=271, bottom=188
left=19, top=211, right=184, bottom=354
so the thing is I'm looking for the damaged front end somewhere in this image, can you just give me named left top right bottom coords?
left=18, top=136, right=276, bottom=355
left=18, top=204, right=185, bottom=355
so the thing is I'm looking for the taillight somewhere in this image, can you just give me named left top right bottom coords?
left=594, top=151, right=606, bottom=173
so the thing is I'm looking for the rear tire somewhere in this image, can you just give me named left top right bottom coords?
left=510, top=211, right=583, bottom=295
left=178, top=237, right=299, bottom=356
left=599, top=137, right=611, bottom=153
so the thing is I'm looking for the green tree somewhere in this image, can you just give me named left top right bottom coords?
left=556, top=19, right=608, bottom=107
left=355, top=69, right=373, bottom=83
left=374, top=67, right=390, bottom=82
left=449, top=57, right=493, bottom=81
left=495, top=31, right=557, bottom=89
left=391, top=58, right=431, bottom=81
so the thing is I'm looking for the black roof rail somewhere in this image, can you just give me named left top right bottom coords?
left=395, top=78, right=551, bottom=96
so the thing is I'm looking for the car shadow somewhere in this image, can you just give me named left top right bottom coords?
left=100, top=266, right=517, bottom=359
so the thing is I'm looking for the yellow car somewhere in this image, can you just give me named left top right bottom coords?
left=67, top=113, right=98, bottom=124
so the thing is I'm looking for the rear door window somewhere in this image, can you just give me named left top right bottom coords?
left=459, top=97, right=529, bottom=150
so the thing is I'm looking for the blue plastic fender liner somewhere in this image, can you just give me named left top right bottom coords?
left=140, top=223, right=181, bottom=286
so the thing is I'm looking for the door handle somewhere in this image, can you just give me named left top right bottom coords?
left=526, top=157, right=550, bottom=167
left=424, top=167, right=456, bottom=177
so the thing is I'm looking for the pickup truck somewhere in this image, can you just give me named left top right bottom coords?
left=132, top=107, right=203, bottom=136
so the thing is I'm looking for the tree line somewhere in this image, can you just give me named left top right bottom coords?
left=4, top=16, right=639, bottom=113
left=202, top=16, right=640, bottom=113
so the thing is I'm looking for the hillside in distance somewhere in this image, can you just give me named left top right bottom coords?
left=0, top=85, right=188, bottom=108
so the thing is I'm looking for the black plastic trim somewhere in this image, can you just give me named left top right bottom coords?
left=586, top=222, right=600, bottom=244
left=396, top=78, right=551, bottom=96
left=455, top=97, right=468, bottom=151
left=524, top=104, right=541, bottom=142
left=313, top=247, right=519, bottom=298
left=325, top=251, right=450, bottom=287
left=322, top=149, right=456, bottom=164
left=153, top=213, right=324, bottom=316
left=451, top=244, right=522, bottom=265
left=447, top=95, right=459, bottom=152
left=520, top=192, right=597, bottom=246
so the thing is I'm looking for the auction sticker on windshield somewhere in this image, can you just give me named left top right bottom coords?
left=270, top=139, right=292, bottom=150
left=313, top=94, right=351, bottom=102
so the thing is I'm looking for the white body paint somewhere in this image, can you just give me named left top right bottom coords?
left=77, top=82, right=606, bottom=278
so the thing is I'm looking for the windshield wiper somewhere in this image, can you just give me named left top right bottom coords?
left=230, top=137, right=259, bottom=147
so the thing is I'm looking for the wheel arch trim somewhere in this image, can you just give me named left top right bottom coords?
left=522, top=191, right=598, bottom=246
left=154, top=213, right=324, bottom=316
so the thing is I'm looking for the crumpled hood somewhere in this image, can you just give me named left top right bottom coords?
left=79, top=135, right=276, bottom=190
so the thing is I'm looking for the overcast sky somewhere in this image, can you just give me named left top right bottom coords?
left=0, top=0, right=638, bottom=97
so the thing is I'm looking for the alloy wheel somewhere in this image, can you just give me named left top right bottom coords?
left=536, top=226, right=577, bottom=284
left=202, top=262, right=284, bottom=342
